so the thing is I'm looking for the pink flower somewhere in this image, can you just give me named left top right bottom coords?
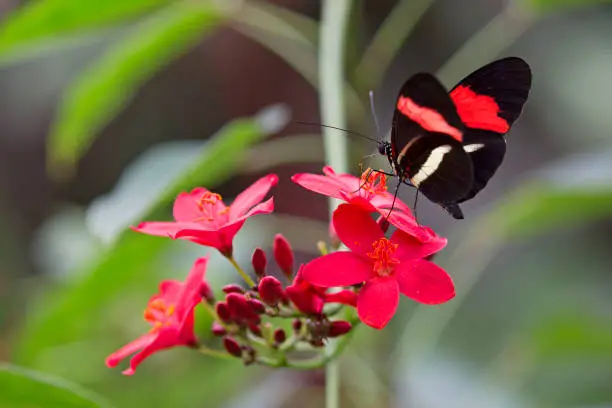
left=292, top=166, right=411, bottom=216
left=106, top=257, right=209, bottom=375
left=132, top=174, right=278, bottom=256
left=286, top=266, right=357, bottom=315
left=301, top=204, right=454, bottom=329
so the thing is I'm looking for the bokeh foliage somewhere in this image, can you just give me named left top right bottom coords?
left=2, top=0, right=612, bottom=407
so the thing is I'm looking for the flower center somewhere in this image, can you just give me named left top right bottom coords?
left=193, top=192, right=229, bottom=222
left=143, top=298, right=176, bottom=332
left=367, top=238, right=399, bottom=276
left=359, top=168, right=387, bottom=196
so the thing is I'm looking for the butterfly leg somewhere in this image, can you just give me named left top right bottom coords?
left=353, top=167, right=373, bottom=193
left=413, top=190, right=420, bottom=226
left=385, top=177, right=403, bottom=223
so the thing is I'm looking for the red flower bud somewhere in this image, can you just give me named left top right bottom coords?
left=211, top=321, right=226, bottom=337
left=273, top=328, right=286, bottom=345
left=216, top=301, right=232, bottom=324
left=292, top=319, right=303, bottom=332
left=328, top=321, right=352, bottom=337
left=200, top=282, right=215, bottom=303
left=247, top=298, right=266, bottom=314
left=251, top=248, right=267, bottom=278
left=248, top=322, right=262, bottom=337
left=223, top=336, right=242, bottom=358
left=222, top=284, right=245, bottom=294
left=226, top=293, right=261, bottom=325
left=258, top=276, right=285, bottom=306
left=273, top=234, right=294, bottom=279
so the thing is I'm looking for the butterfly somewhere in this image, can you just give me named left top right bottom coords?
left=379, top=57, right=532, bottom=219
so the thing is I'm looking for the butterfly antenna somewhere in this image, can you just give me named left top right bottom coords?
left=369, top=90, right=382, bottom=141
left=295, top=122, right=380, bottom=144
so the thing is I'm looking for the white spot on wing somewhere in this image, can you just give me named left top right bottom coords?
left=463, top=143, right=485, bottom=153
left=411, top=145, right=452, bottom=187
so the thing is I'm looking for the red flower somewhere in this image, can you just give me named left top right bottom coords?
left=106, top=257, right=209, bottom=375
left=301, top=204, right=454, bottom=329
left=286, top=266, right=357, bottom=315
left=132, top=174, right=278, bottom=256
left=292, top=166, right=411, bottom=215
left=292, top=167, right=432, bottom=237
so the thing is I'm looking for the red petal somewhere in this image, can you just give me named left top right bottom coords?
left=174, top=220, right=246, bottom=255
left=342, top=195, right=377, bottom=213
left=121, top=328, right=186, bottom=375
left=172, top=187, right=209, bottom=222
left=174, top=257, right=208, bottom=318
left=391, top=229, right=447, bottom=260
left=106, top=333, right=156, bottom=368
left=385, top=210, right=423, bottom=236
left=301, top=252, right=374, bottom=287
left=357, top=277, right=399, bottom=329
left=286, top=282, right=324, bottom=315
left=333, top=204, right=384, bottom=255
left=325, top=289, right=357, bottom=307
left=131, top=221, right=199, bottom=238
left=395, top=259, right=455, bottom=304
left=229, top=174, right=278, bottom=219
left=291, top=173, right=347, bottom=200
left=235, top=197, right=275, bottom=222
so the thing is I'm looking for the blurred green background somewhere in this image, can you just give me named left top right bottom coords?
left=1, top=0, right=612, bottom=407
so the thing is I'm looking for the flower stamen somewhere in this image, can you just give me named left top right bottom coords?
left=367, top=238, right=399, bottom=276
left=193, top=192, right=227, bottom=222
left=359, top=168, right=387, bottom=197
left=143, top=299, right=176, bottom=332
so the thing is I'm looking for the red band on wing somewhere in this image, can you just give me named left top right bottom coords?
left=396, top=96, right=463, bottom=142
left=450, top=85, right=510, bottom=134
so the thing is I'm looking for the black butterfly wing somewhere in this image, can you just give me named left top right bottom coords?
left=448, top=57, right=532, bottom=207
left=391, top=73, right=473, bottom=205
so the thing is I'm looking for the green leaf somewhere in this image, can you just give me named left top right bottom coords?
left=47, top=3, right=224, bottom=179
left=526, top=0, right=612, bottom=13
left=0, top=363, right=111, bottom=408
left=0, top=0, right=171, bottom=60
left=17, top=107, right=288, bottom=363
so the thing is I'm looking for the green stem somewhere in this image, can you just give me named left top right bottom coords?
left=255, top=316, right=360, bottom=370
left=196, top=345, right=235, bottom=360
left=320, top=0, right=353, bottom=406
left=226, top=255, right=256, bottom=287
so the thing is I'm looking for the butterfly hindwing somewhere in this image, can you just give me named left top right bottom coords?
left=391, top=73, right=473, bottom=205
left=446, top=57, right=532, bottom=214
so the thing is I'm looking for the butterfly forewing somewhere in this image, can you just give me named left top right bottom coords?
left=450, top=57, right=531, bottom=134
left=391, top=73, right=473, bottom=204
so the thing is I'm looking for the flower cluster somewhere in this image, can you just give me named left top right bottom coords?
left=107, top=168, right=455, bottom=375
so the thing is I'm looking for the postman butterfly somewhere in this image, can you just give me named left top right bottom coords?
left=379, top=57, right=532, bottom=219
